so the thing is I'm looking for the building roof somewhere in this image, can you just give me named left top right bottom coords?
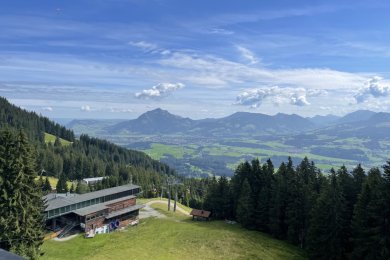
left=105, top=204, right=144, bottom=219
left=0, top=249, right=25, bottom=260
left=72, top=195, right=136, bottom=216
left=73, top=204, right=109, bottom=216
left=190, top=209, right=211, bottom=218
left=82, top=177, right=106, bottom=183
left=44, top=184, right=140, bottom=211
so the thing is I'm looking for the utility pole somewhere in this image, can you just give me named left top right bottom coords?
left=174, top=186, right=178, bottom=212
left=167, top=178, right=171, bottom=211
left=167, top=185, right=171, bottom=211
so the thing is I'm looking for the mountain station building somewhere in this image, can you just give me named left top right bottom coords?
left=44, top=184, right=143, bottom=237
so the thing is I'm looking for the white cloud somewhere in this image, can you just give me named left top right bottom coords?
left=129, top=41, right=170, bottom=55
left=128, top=41, right=158, bottom=51
left=236, top=45, right=259, bottom=65
left=235, top=86, right=321, bottom=108
left=42, top=106, right=53, bottom=111
left=209, top=28, right=234, bottom=35
left=109, top=107, right=133, bottom=113
left=355, top=76, right=390, bottom=103
left=81, top=105, right=91, bottom=111
left=135, top=82, right=184, bottom=99
left=290, top=94, right=310, bottom=106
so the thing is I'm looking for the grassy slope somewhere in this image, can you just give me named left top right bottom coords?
left=44, top=133, right=72, bottom=146
left=41, top=200, right=307, bottom=260
left=36, top=176, right=73, bottom=190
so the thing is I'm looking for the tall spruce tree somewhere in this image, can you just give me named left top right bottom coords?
left=379, top=160, right=390, bottom=258
left=0, top=129, right=45, bottom=259
left=307, top=170, right=348, bottom=260
left=56, top=173, right=68, bottom=193
left=351, top=167, right=383, bottom=259
left=236, top=178, right=254, bottom=228
left=42, top=177, right=52, bottom=194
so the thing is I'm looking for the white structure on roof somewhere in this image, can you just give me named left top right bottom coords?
left=81, top=177, right=107, bottom=185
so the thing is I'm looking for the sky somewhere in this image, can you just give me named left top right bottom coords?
left=1, top=0, right=390, bottom=119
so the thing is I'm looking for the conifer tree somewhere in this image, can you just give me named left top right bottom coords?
left=56, top=173, right=68, bottom=193
left=307, top=170, right=348, bottom=259
left=0, top=129, right=45, bottom=259
left=42, top=177, right=52, bottom=194
left=351, top=167, right=383, bottom=259
left=352, top=163, right=366, bottom=195
left=236, top=178, right=254, bottom=228
left=379, top=160, right=390, bottom=258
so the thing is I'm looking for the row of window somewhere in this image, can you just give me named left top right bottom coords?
left=46, top=188, right=140, bottom=219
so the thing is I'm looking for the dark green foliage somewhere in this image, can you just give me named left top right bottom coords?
left=307, top=170, right=348, bottom=259
left=236, top=179, right=254, bottom=228
left=0, top=97, right=74, bottom=142
left=202, top=156, right=390, bottom=259
left=0, top=96, right=176, bottom=198
left=42, top=177, right=52, bottom=194
left=56, top=173, right=68, bottom=193
left=75, top=181, right=90, bottom=194
left=0, top=129, right=45, bottom=259
left=351, top=168, right=384, bottom=259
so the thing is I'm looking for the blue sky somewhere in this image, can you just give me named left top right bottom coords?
left=1, top=0, right=390, bottom=119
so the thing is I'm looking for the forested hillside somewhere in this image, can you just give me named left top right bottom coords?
left=0, top=97, right=176, bottom=196
left=0, top=97, right=75, bottom=142
left=202, top=157, right=390, bottom=259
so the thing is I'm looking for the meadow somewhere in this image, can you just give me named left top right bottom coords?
left=41, top=200, right=307, bottom=260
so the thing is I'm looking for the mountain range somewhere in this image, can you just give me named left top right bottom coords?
left=68, top=108, right=390, bottom=139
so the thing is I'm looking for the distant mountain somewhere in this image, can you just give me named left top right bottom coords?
left=337, top=110, right=376, bottom=124
left=104, top=109, right=316, bottom=136
left=308, top=114, right=340, bottom=126
left=106, top=108, right=195, bottom=134
left=296, top=110, right=390, bottom=143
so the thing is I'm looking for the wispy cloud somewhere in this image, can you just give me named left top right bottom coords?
left=42, top=106, right=53, bottom=111
left=208, top=28, right=234, bottom=35
left=236, top=45, right=259, bottom=65
left=135, top=82, right=184, bottom=99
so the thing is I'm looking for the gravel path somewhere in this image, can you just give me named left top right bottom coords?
left=139, top=200, right=190, bottom=219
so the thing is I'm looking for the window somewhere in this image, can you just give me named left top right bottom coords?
left=60, top=207, right=65, bottom=214
left=71, top=204, right=76, bottom=210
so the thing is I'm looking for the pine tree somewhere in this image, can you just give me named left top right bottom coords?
left=0, top=129, right=45, bottom=259
left=351, top=167, right=383, bottom=259
left=42, top=177, right=52, bottom=194
left=379, top=160, right=390, bottom=258
left=352, top=163, right=366, bottom=196
left=269, top=162, right=289, bottom=239
left=236, top=178, right=254, bottom=228
left=56, top=173, right=68, bottom=193
left=307, top=170, right=348, bottom=259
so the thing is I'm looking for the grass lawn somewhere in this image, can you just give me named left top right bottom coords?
left=44, top=133, right=72, bottom=146
left=41, top=201, right=307, bottom=260
left=36, top=176, right=73, bottom=190
left=144, top=143, right=196, bottom=160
